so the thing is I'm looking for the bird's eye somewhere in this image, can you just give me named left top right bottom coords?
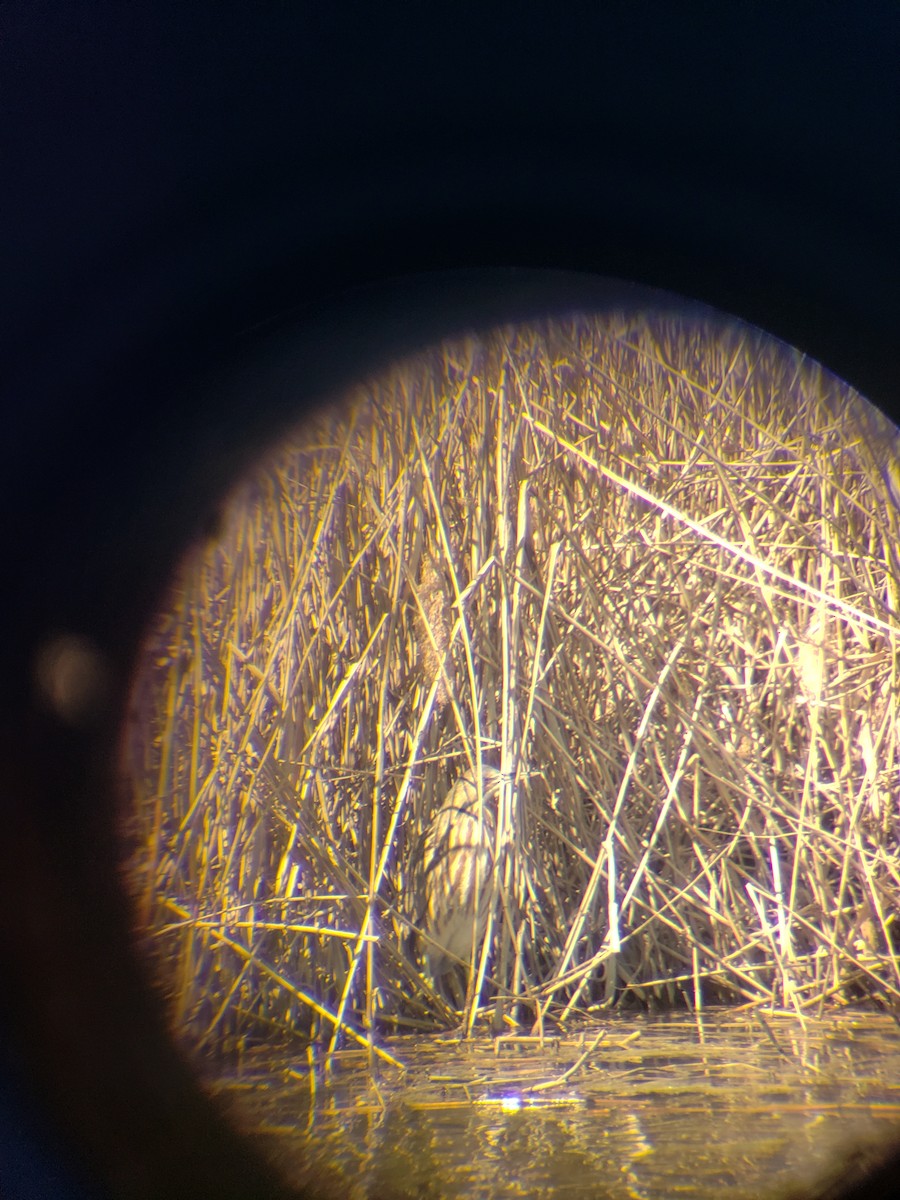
left=119, top=281, right=900, bottom=1198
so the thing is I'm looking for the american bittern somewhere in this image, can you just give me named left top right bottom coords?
left=419, top=764, right=504, bottom=997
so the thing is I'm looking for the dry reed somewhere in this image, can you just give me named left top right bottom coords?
left=120, top=312, right=900, bottom=1061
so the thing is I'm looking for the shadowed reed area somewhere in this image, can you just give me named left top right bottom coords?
left=121, top=312, right=900, bottom=1065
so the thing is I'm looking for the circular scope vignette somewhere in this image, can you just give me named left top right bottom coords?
left=118, top=298, right=900, bottom=1200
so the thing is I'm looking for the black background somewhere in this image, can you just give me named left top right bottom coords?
left=2, top=5, right=899, bottom=1197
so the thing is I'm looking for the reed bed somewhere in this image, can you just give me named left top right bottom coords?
left=121, top=312, right=900, bottom=1060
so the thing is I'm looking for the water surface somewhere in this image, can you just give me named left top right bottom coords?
left=213, top=1010, right=900, bottom=1198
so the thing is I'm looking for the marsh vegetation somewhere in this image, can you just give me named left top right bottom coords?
left=122, top=311, right=900, bottom=1068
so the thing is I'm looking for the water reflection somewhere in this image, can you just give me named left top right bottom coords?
left=214, top=1011, right=900, bottom=1199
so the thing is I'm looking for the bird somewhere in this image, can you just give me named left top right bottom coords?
left=419, top=764, right=504, bottom=999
